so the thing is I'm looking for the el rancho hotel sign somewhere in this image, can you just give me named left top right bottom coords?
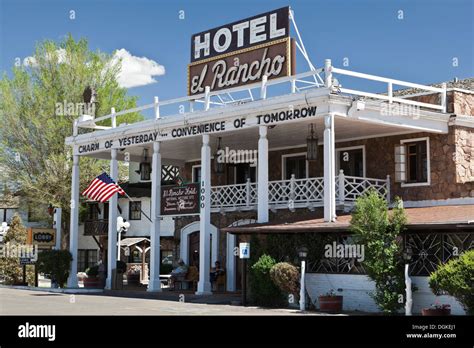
left=188, top=7, right=295, bottom=96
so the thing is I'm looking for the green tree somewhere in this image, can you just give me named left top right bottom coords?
left=0, top=35, right=142, bottom=241
left=429, top=249, right=474, bottom=315
left=249, top=254, right=285, bottom=307
left=0, top=214, right=34, bottom=285
left=350, top=190, right=407, bottom=314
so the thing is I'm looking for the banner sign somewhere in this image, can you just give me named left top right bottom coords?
left=191, top=7, right=289, bottom=63
left=28, top=228, right=56, bottom=248
left=161, top=183, right=200, bottom=215
left=188, top=7, right=294, bottom=96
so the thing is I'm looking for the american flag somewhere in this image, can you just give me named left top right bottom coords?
left=82, top=172, right=125, bottom=202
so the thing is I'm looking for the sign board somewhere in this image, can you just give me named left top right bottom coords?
left=20, top=257, right=36, bottom=265
left=188, top=7, right=295, bottom=96
left=27, top=228, right=56, bottom=248
left=161, top=183, right=200, bottom=215
left=239, top=242, right=250, bottom=259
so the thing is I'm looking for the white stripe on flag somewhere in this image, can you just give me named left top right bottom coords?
left=82, top=178, right=100, bottom=196
left=88, top=182, right=107, bottom=200
left=96, top=184, right=118, bottom=202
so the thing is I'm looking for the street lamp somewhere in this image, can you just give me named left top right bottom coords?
left=403, top=246, right=413, bottom=316
left=298, top=246, right=308, bottom=311
left=306, top=124, right=318, bottom=161
left=117, top=216, right=130, bottom=261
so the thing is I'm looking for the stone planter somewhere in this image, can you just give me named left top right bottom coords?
left=422, top=307, right=451, bottom=316
left=83, top=276, right=101, bottom=288
left=319, top=295, right=343, bottom=313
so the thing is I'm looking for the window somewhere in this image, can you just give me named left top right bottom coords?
left=397, top=138, right=430, bottom=186
left=86, top=203, right=99, bottom=221
left=336, top=147, right=365, bottom=177
left=192, top=165, right=201, bottom=183
left=161, top=250, right=174, bottom=264
left=77, top=249, right=98, bottom=272
left=129, top=201, right=142, bottom=220
left=282, top=154, right=307, bottom=180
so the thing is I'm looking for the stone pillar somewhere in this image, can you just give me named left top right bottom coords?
left=196, top=134, right=212, bottom=295
left=257, top=126, right=269, bottom=223
left=105, top=149, right=118, bottom=290
left=66, top=154, right=79, bottom=288
left=148, top=142, right=162, bottom=292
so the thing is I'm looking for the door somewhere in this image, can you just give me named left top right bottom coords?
left=188, top=231, right=212, bottom=271
left=338, top=148, right=364, bottom=177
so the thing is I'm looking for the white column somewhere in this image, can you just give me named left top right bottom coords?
left=226, top=233, right=236, bottom=292
left=196, top=134, right=212, bottom=295
left=148, top=142, right=162, bottom=292
left=66, top=154, right=79, bottom=288
left=105, top=149, right=118, bottom=290
left=330, top=114, right=336, bottom=221
left=54, top=208, right=62, bottom=250
left=257, top=126, right=269, bottom=223
left=323, top=115, right=335, bottom=222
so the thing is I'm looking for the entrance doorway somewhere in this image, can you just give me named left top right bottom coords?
left=187, top=231, right=212, bottom=270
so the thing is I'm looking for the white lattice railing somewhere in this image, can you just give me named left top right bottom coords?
left=211, top=179, right=257, bottom=209
left=269, top=176, right=324, bottom=206
left=210, top=172, right=390, bottom=210
left=340, top=171, right=391, bottom=203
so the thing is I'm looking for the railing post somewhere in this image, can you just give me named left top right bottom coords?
left=204, top=86, right=211, bottom=111
left=111, top=107, right=116, bottom=128
left=441, top=82, right=447, bottom=113
left=246, top=178, right=251, bottom=207
left=260, top=75, right=268, bottom=99
left=291, top=77, right=296, bottom=93
left=386, top=175, right=391, bottom=203
left=154, top=96, right=160, bottom=120
left=324, top=59, right=332, bottom=89
left=338, top=170, right=345, bottom=204
left=190, top=100, right=194, bottom=113
left=388, top=82, right=393, bottom=104
left=290, top=174, right=296, bottom=202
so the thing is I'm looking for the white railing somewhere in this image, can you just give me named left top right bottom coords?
left=211, top=178, right=257, bottom=209
left=210, top=172, right=390, bottom=211
left=269, top=175, right=324, bottom=206
left=74, top=59, right=447, bottom=135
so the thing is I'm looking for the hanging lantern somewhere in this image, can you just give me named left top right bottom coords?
left=136, top=148, right=151, bottom=181
left=306, top=124, right=318, bottom=161
left=214, top=137, right=224, bottom=175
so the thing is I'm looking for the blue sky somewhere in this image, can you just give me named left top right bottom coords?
left=1, top=0, right=472, bottom=114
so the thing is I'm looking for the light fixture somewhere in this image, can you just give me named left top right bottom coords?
left=306, top=124, right=318, bottom=161
left=214, top=137, right=224, bottom=175
left=298, top=246, right=308, bottom=260
left=136, top=148, right=151, bottom=181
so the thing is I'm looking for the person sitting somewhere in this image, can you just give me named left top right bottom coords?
left=170, top=259, right=189, bottom=288
left=210, top=261, right=225, bottom=290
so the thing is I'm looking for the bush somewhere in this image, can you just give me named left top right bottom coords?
left=36, top=250, right=73, bottom=288
left=85, top=265, right=99, bottom=277
left=160, top=263, right=173, bottom=275
left=249, top=254, right=285, bottom=307
left=429, top=250, right=474, bottom=315
left=270, top=262, right=300, bottom=296
left=116, top=260, right=127, bottom=274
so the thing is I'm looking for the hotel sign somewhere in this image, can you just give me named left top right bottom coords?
left=188, top=7, right=295, bottom=96
left=161, top=183, right=200, bottom=215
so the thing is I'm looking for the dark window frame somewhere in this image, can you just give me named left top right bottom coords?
left=129, top=201, right=142, bottom=220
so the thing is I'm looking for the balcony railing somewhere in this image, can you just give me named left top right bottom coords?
left=84, top=219, right=109, bottom=236
left=210, top=171, right=390, bottom=211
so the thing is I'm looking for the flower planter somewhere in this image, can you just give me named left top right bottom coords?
left=83, top=276, right=101, bottom=288
left=319, top=295, right=343, bottom=313
left=422, top=308, right=451, bottom=316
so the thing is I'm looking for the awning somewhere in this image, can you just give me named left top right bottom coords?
left=221, top=205, right=474, bottom=234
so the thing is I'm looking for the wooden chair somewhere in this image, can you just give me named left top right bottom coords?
left=174, top=266, right=199, bottom=291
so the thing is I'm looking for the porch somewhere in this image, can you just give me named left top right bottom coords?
left=210, top=171, right=390, bottom=212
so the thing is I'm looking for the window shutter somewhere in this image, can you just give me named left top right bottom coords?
left=394, top=144, right=407, bottom=183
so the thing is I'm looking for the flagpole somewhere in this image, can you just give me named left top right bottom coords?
left=121, top=191, right=153, bottom=223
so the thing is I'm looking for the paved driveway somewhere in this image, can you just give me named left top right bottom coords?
left=0, top=288, right=335, bottom=316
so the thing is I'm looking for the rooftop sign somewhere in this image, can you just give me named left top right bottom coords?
left=188, top=7, right=295, bottom=96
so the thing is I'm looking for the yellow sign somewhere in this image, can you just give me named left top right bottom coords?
left=28, top=228, right=56, bottom=248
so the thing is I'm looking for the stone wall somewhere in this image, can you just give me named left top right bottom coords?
left=454, top=126, right=474, bottom=183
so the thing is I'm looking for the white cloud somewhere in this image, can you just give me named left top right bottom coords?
left=112, top=49, right=165, bottom=88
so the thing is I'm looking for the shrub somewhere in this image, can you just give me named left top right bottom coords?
left=429, top=250, right=474, bottom=315
left=36, top=250, right=73, bottom=288
left=116, top=260, right=127, bottom=274
left=85, top=265, right=99, bottom=277
left=270, top=262, right=300, bottom=295
left=160, top=263, right=173, bottom=275
left=350, top=191, right=407, bottom=314
left=249, top=254, right=285, bottom=307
